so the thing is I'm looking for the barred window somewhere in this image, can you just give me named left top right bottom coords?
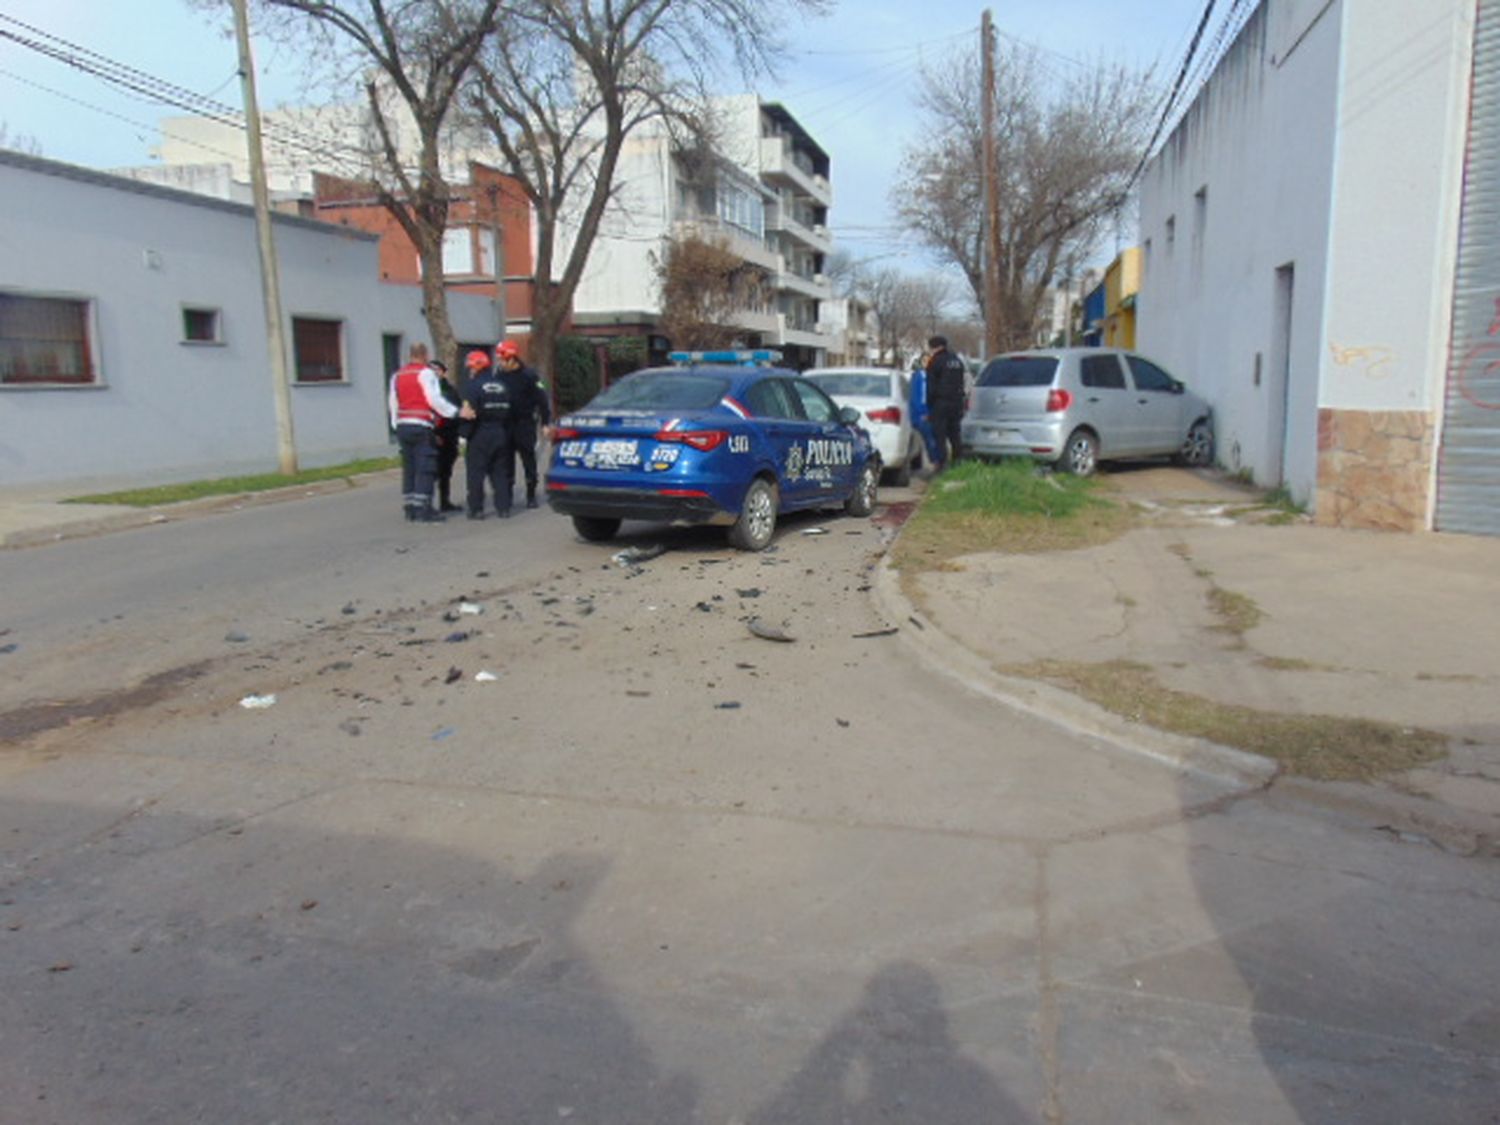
left=0, top=292, right=96, bottom=385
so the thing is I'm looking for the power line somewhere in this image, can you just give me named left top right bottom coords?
left=1124, top=0, right=1220, bottom=193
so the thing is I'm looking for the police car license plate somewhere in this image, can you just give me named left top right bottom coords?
left=586, top=438, right=639, bottom=468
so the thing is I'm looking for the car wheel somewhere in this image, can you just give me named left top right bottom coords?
left=1061, top=429, right=1098, bottom=477
left=845, top=460, right=879, bottom=517
left=1177, top=419, right=1214, bottom=467
left=572, top=515, right=621, bottom=542
left=729, top=477, right=778, bottom=551
left=890, top=444, right=913, bottom=488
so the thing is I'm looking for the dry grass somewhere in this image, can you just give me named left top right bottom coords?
left=1002, top=659, right=1447, bottom=781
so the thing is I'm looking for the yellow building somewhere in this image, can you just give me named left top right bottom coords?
left=1101, top=247, right=1141, bottom=349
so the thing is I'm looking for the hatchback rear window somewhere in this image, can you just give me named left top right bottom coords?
left=977, top=356, right=1058, bottom=388
left=588, top=370, right=731, bottom=411
left=806, top=373, right=892, bottom=397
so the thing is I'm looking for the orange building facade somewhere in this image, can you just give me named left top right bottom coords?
left=312, top=162, right=539, bottom=358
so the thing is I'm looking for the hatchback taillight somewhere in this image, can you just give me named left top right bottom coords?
left=653, top=428, right=727, bottom=452
left=1045, top=388, right=1074, bottom=413
left=865, top=406, right=901, bottom=425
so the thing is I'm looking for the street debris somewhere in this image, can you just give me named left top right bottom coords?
left=747, top=618, right=795, bottom=643
left=239, top=694, right=277, bottom=709
left=736, top=587, right=762, bottom=598
left=224, top=630, right=250, bottom=643
left=836, top=718, right=851, bottom=727
left=474, top=671, right=499, bottom=682
left=801, top=527, right=828, bottom=535
left=444, top=666, right=463, bottom=684
left=715, top=701, right=742, bottom=710
left=851, top=627, right=899, bottom=639
left=341, top=603, right=357, bottom=615
left=338, top=720, right=362, bottom=736
left=0, top=643, right=18, bottom=655
left=300, top=899, right=318, bottom=911
left=444, top=631, right=471, bottom=644
left=432, top=727, right=457, bottom=742
left=613, top=544, right=667, bottom=567
left=458, top=602, right=484, bottom=615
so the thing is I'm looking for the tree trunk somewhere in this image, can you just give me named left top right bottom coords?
left=414, top=229, right=458, bottom=371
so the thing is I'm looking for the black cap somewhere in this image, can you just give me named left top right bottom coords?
left=927, top=334, right=947, bottom=349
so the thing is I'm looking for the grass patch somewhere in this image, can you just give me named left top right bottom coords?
left=1004, top=659, right=1447, bottom=781
left=1257, top=655, right=1342, bottom=673
left=1207, top=586, right=1265, bottom=636
left=890, top=460, right=1132, bottom=572
left=65, top=457, right=401, bottom=507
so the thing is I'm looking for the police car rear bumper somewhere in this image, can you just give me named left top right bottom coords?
left=545, top=484, right=731, bottom=525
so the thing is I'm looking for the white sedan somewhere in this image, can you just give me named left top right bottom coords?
left=803, top=366, right=925, bottom=486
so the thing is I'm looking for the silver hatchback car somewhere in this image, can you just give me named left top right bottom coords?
left=960, top=348, right=1214, bottom=476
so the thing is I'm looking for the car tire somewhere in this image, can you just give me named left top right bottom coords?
left=845, top=460, right=879, bottom=517
left=889, top=446, right=913, bottom=488
left=729, top=477, right=778, bottom=551
left=1177, top=419, right=1214, bottom=467
left=572, top=515, right=621, bottom=542
left=1061, top=429, right=1098, bottom=477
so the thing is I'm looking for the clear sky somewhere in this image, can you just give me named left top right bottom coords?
left=0, top=0, right=1221, bottom=271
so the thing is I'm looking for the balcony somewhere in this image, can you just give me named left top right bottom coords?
left=759, top=137, right=832, bottom=205
left=779, top=314, right=836, bottom=350
left=765, top=210, right=832, bottom=254
left=776, top=269, right=829, bottom=300
left=672, top=217, right=781, bottom=273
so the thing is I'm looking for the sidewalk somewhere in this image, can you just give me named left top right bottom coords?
left=0, top=474, right=389, bottom=550
left=878, top=465, right=1500, bottom=857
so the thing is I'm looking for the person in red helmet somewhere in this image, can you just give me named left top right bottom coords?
left=493, top=339, right=552, bottom=510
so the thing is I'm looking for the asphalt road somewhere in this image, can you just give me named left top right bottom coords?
left=2, top=477, right=1496, bottom=1123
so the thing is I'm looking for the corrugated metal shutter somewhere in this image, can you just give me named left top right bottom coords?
left=1438, top=0, right=1500, bottom=534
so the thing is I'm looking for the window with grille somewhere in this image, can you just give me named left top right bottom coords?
left=182, top=307, right=222, bottom=344
left=292, top=317, right=344, bottom=383
left=0, top=292, right=96, bottom=385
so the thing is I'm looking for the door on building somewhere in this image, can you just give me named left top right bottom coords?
left=1267, top=264, right=1294, bottom=488
left=382, top=333, right=403, bottom=439
left=1436, top=0, right=1500, bottom=535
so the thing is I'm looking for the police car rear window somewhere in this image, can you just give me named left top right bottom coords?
left=590, top=372, right=732, bottom=411
left=977, top=356, right=1058, bottom=388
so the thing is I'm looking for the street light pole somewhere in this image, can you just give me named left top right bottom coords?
left=981, top=9, right=1001, bottom=358
left=232, top=0, right=298, bottom=475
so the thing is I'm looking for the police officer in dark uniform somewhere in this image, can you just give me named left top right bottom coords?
left=494, top=339, right=552, bottom=510
left=431, top=360, right=464, bottom=512
left=924, top=333, right=968, bottom=472
left=461, top=349, right=517, bottom=519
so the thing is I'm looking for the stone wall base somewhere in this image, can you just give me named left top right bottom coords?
left=1315, top=408, right=1433, bottom=532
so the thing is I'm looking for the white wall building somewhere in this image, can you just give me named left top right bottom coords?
left=568, top=96, right=837, bottom=368
left=1137, top=0, right=1495, bottom=534
left=0, top=150, right=497, bottom=490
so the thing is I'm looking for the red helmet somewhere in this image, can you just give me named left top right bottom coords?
left=465, top=350, right=490, bottom=371
left=496, top=339, right=521, bottom=362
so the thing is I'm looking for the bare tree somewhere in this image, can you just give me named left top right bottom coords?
left=463, top=0, right=828, bottom=377
left=653, top=234, right=770, bottom=350
left=893, top=41, right=1153, bottom=351
left=858, top=267, right=951, bottom=366
left=251, top=0, right=505, bottom=369
left=0, top=122, right=41, bottom=155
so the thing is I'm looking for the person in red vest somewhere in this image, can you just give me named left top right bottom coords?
left=387, top=342, right=464, bottom=522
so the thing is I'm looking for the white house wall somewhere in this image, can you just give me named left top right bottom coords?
left=568, top=131, right=673, bottom=317
left=1315, top=0, right=1474, bottom=528
left=0, top=153, right=495, bottom=490
left=1138, top=2, right=1342, bottom=504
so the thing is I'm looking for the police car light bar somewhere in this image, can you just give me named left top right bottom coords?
left=667, top=349, right=783, bottom=367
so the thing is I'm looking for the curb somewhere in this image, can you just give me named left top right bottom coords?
left=873, top=555, right=1500, bottom=857
left=2, top=473, right=385, bottom=550
left=871, top=557, right=1279, bottom=790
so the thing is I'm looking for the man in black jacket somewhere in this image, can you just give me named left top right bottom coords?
left=494, top=339, right=552, bottom=510
left=924, top=334, right=968, bottom=472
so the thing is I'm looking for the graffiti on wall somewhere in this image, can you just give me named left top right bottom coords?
left=1328, top=343, right=1394, bottom=380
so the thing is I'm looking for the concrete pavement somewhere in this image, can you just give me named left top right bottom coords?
left=4, top=465, right=1498, bottom=855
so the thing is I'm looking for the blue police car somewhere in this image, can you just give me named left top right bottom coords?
left=545, top=351, right=881, bottom=550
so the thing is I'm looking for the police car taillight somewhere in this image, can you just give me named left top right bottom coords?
left=552, top=426, right=581, bottom=439
left=653, top=429, right=726, bottom=452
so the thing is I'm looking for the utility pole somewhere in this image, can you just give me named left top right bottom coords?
left=980, top=9, right=1002, bottom=358
left=232, top=0, right=298, bottom=475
